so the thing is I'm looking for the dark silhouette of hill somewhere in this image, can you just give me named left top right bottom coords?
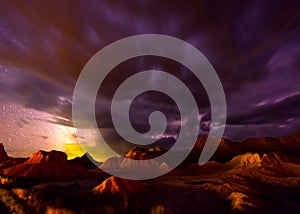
left=69, top=152, right=103, bottom=169
left=0, top=143, right=10, bottom=163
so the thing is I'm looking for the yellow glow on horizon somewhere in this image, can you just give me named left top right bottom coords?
left=56, top=125, right=117, bottom=162
left=54, top=124, right=85, bottom=159
left=64, top=143, right=85, bottom=160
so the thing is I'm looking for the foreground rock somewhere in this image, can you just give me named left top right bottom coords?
left=92, top=176, right=146, bottom=196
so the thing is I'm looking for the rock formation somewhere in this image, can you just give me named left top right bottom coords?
left=226, top=153, right=262, bottom=168
left=93, top=176, right=146, bottom=196
left=2, top=150, right=101, bottom=181
left=0, top=143, right=10, bottom=163
left=124, top=146, right=166, bottom=160
left=100, top=146, right=169, bottom=173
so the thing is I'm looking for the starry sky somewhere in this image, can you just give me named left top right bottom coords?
left=0, top=0, right=300, bottom=159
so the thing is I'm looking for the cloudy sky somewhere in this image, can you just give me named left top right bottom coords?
left=0, top=0, right=299, bottom=159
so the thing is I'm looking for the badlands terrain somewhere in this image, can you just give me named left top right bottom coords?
left=0, top=129, right=300, bottom=213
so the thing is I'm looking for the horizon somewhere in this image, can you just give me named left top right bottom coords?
left=2, top=127, right=299, bottom=160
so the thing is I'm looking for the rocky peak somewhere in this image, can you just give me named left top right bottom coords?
left=69, top=152, right=102, bottom=169
left=27, top=150, right=67, bottom=163
left=0, top=143, right=10, bottom=163
left=226, top=153, right=262, bottom=168
left=92, top=176, right=146, bottom=196
left=124, top=146, right=166, bottom=160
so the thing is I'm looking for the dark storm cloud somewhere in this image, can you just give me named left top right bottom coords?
left=0, top=0, right=300, bottom=140
left=0, top=65, right=73, bottom=120
left=2, top=0, right=297, bottom=87
left=227, top=93, right=300, bottom=126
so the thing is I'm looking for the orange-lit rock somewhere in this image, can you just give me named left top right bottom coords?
left=2, top=150, right=101, bottom=181
left=93, top=176, right=146, bottom=196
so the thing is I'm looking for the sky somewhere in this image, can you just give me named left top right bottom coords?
left=0, top=0, right=300, bottom=159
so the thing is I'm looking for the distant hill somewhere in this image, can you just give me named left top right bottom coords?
left=186, top=128, right=300, bottom=163
left=124, top=146, right=166, bottom=160
left=100, top=146, right=169, bottom=174
left=69, top=152, right=102, bottom=169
